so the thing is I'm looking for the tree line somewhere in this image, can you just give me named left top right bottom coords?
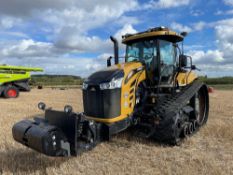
left=30, top=75, right=84, bottom=86
left=30, top=75, right=233, bottom=86
left=199, top=76, right=233, bottom=85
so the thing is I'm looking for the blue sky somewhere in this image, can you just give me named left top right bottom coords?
left=0, top=0, right=232, bottom=77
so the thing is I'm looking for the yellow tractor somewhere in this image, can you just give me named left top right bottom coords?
left=12, top=27, right=209, bottom=156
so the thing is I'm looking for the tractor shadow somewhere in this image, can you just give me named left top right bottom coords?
left=109, top=128, right=163, bottom=149
left=109, top=126, right=186, bottom=149
left=0, top=148, right=70, bottom=174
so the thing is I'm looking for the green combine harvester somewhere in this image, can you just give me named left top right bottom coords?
left=0, top=65, right=43, bottom=98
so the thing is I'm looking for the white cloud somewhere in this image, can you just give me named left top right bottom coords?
left=215, top=9, right=233, bottom=15
left=186, top=18, right=233, bottom=76
left=0, top=0, right=232, bottom=77
left=215, top=10, right=224, bottom=15
left=0, top=0, right=192, bottom=62
left=190, top=10, right=204, bottom=17
left=143, top=0, right=191, bottom=9
left=215, top=29, right=233, bottom=63
left=171, top=21, right=207, bottom=33
left=193, top=21, right=207, bottom=31
left=55, top=32, right=111, bottom=53
left=114, top=24, right=137, bottom=41
left=0, top=0, right=139, bottom=54
left=188, top=50, right=224, bottom=64
left=112, top=24, right=138, bottom=52
left=197, top=64, right=233, bottom=77
left=185, top=45, right=205, bottom=50
left=0, top=56, right=105, bottom=77
left=224, top=0, right=233, bottom=6
left=0, top=24, right=137, bottom=60
left=54, top=24, right=137, bottom=55
left=115, top=16, right=140, bottom=26
left=0, top=17, right=21, bottom=29
left=0, top=0, right=138, bottom=17
left=0, top=24, right=138, bottom=76
left=186, top=49, right=232, bottom=77
left=213, top=18, right=233, bottom=26
left=0, top=31, right=28, bottom=39
left=226, top=9, right=233, bottom=15
left=27, top=1, right=139, bottom=55
left=0, top=40, right=59, bottom=58
left=214, top=18, right=233, bottom=63
left=42, top=1, right=138, bottom=32
left=171, top=22, right=192, bottom=33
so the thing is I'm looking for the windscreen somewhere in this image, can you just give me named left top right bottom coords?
left=125, top=40, right=156, bottom=69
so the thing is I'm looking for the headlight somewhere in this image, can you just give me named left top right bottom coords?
left=100, top=77, right=123, bottom=90
left=82, top=82, right=88, bottom=90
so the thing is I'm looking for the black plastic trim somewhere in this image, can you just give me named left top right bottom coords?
left=83, top=87, right=121, bottom=119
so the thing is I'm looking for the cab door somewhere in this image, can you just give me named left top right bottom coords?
left=158, top=40, right=176, bottom=85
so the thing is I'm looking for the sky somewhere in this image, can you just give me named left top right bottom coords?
left=0, top=0, right=232, bottom=77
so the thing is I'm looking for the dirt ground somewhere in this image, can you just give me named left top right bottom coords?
left=0, top=89, right=232, bottom=175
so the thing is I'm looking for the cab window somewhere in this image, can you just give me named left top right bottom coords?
left=159, top=40, right=176, bottom=83
left=126, top=40, right=155, bottom=68
left=159, top=40, right=175, bottom=65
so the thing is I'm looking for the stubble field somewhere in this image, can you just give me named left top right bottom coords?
left=0, top=88, right=232, bottom=175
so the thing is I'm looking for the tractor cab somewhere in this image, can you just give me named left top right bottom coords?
left=122, top=27, right=184, bottom=86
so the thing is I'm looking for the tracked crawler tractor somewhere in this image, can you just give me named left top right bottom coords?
left=12, top=27, right=209, bottom=156
left=0, top=65, right=43, bottom=98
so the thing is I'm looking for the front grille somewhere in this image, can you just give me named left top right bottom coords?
left=83, top=86, right=121, bottom=119
left=83, top=85, right=104, bottom=117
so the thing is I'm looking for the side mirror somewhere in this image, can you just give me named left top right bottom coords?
left=191, top=65, right=201, bottom=71
left=179, top=55, right=188, bottom=67
left=107, top=56, right=112, bottom=67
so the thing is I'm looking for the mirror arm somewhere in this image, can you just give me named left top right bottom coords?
left=107, top=56, right=112, bottom=67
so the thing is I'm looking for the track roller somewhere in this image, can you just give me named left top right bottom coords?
left=188, top=122, right=194, bottom=135
left=182, top=124, right=189, bottom=138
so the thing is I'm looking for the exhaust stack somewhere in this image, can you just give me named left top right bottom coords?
left=110, top=36, right=119, bottom=65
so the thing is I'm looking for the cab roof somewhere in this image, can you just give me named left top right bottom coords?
left=122, top=26, right=184, bottom=44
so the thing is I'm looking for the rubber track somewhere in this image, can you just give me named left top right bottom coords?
left=151, top=80, right=205, bottom=144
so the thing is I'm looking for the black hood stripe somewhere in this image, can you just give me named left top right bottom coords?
left=85, top=68, right=124, bottom=85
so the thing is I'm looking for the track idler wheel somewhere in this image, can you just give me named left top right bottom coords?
left=195, top=85, right=209, bottom=126
left=192, top=120, right=198, bottom=131
left=188, top=122, right=194, bottom=135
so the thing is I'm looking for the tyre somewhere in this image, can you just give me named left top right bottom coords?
left=3, top=86, right=19, bottom=98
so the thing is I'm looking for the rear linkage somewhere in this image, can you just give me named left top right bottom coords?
left=12, top=103, right=128, bottom=156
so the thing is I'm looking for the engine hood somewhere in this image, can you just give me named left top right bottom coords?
left=85, top=66, right=124, bottom=85
left=85, top=62, right=144, bottom=85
